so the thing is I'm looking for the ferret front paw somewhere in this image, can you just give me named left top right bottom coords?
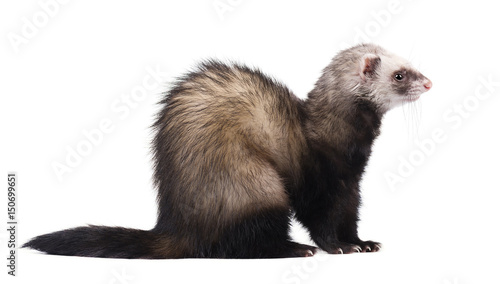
left=323, top=242, right=363, bottom=254
left=357, top=240, right=382, bottom=252
left=322, top=241, right=382, bottom=254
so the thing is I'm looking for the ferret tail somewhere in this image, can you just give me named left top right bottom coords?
left=23, top=225, right=184, bottom=259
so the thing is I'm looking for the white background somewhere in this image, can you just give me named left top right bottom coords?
left=1, top=0, right=499, bottom=283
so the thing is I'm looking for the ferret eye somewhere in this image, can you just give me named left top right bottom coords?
left=394, top=74, right=404, bottom=81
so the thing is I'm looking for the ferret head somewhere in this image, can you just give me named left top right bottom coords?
left=332, top=44, right=432, bottom=113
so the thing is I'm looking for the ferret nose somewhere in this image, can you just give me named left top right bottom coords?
left=423, top=79, right=432, bottom=90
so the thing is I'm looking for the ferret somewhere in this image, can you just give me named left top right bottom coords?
left=24, top=43, right=432, bottom=258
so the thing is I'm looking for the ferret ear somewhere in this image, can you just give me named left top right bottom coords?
left=359, top=53, right=381, bottom=81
